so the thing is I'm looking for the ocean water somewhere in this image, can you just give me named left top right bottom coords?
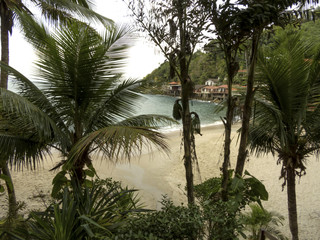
left=134, top=94, right=225, bottom=132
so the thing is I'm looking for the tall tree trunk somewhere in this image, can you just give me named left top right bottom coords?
left=181, top=81, right=194, bottom=204
left=235, top=30, right=260, bottom=177
left=1, top=2, right=10, bottom=89
left=177, top=0, right=194, bottom=205
left=1, top=3, right=18, bottom=222
left=287, top=167, right=299, bottom=240
left=221, top=55, right=236, bottom=201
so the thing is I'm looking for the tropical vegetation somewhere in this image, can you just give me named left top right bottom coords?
left=1, top=178, right=142, bottom=240
left=1, top=0, right=320, bottom=239
left=143, top=18, right=320, bottom=89
left=242, top=204, right=286, bottom=240
left=1, top=16, right=173, bottom=179
left=249, top=30, right=320, bottom=240
left=0, top=15, right=173, bottom=239
left=0, top=0, right=111, bottom=223
left=129, top=0, right=210, bottom=204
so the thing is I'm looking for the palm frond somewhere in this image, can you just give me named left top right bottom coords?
left=250, top=30, right=320, bottom=161
left=86, top=79, right=144, bottom=133
left=0, top=133, right=49, bottom=170
left=66, top=126, right=169, bottom=169
left=0, top=62, right=70, bottom=138
left=249, top=99, right=283, bottom=156
left=0, top=88, right=68, bottom=148
left=1, top=16, right=170, bottom=179
left=32, top=0, right=112, bottom=26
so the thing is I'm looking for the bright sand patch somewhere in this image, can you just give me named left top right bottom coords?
left=1, top=124, right=320, bottom=239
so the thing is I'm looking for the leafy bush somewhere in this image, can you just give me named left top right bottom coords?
left=194, top=170, right=269, bottom=239
left=201, top=200, right=243, bottom=240
left=113, top=196, right=204, bottom=240
left=194, top=176, right=221, bottom=203
left=241, top=204, right=287, bottom=240
left=6, top=178, right=141, bottom=240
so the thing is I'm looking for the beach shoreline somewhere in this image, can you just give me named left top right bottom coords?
left=1, top=123, right=320, bottom=239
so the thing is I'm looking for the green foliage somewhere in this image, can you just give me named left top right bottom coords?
left=51, top=163, right=97, bottom=199
left=188, top=51, right=222, bottom=84
left=143, top=19, right=320, bottom=89
left=194, top=170, right=268, bottom=239
left=195, top=171, right=268, bottom=208
left=230, top=171, right=268, bottom=208
left=0, top=18, right=172, bottom=183
left=251, top=30, right=320, bottom=172
left=201, top=200, right=244, bottom=240
left=194, top=175, right=221, bottom=203
left=143, top=61, right=173, bottom=86
left=7, top=178, right=141, bottom=240
left=250, top=30, right=320, bottom=240
left=190, top=112, right=201, bottom=135
left=172, top=99, right=182, bottom=120
left=0, top=216, right=28, bottom=240
left=113, top=196, right=203, bottom=240
left=241, top=204, right=287, bottom=240
left=143, top=50, right=224, bottom=86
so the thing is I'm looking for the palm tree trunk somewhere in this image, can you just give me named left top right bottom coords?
left=235, top=30, right=260, bottom=177
left=0, top=161, right=18, bottom=220
left=1, top=2, right=10, bottom=89
left=287, top=167, right=299, bottom=240
left=1, top=3, right=18, bottom=223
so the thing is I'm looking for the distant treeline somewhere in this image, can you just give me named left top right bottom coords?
left=142, top=19, right=320, bottom=86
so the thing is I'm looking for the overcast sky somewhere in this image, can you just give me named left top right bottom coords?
left=8, top=0, right=165, bottom=83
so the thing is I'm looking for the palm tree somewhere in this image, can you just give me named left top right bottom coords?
left=242, top=204, right=287, bottom=240
left=0, top=18, right=171, bottom=193
left=248, top=30, right=320, bottom=240
left=0, top=0, right=110, bottom=222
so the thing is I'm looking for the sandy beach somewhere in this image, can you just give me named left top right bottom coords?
left=1, top=123, right=320, bottom=239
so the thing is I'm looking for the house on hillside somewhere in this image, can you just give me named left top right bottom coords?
left=166, top=81, right=181, bottom=96
left=200, top=85, right=237, bottom=101
left=193, top=85, right=206, bottom=99
left=205, top=78, right=218, bottom=86
left=200, top=86, right=218, bottom=100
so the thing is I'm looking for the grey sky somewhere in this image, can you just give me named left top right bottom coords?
left=8, top=0, right=165, bottom=83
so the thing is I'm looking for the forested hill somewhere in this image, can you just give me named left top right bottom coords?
left=142, top=50, right=227, bottom=86
left=142, top=19, right=320, bottom=86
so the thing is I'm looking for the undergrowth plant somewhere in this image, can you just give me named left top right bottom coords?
left=3, top=178, right=141, bottom=240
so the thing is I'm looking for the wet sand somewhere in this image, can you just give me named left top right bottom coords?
left=1, top=124, right=320, bottom=239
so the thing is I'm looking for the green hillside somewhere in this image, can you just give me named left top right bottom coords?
left=142, top=19, right=320, bottom=88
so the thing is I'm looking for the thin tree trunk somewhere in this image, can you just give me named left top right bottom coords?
left=177, top=0, right=194, bottom=205
left=235, top=30, right=260, bottom=177
left=1, top=3, right=18, bottom=223
left=1, top=2, right=10, bottom=89
left=221, top=65, right=235, bottom=201
left=287, top=167, right=299, bottom=240
left=181, top=83, right=194, bottom=204
left=1, top=163, right=18, bottom=220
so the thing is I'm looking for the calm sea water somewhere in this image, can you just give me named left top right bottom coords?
left=134, top=94, right=225, bottom=132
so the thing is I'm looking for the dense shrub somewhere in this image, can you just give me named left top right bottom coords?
left=194, top=171, right=269, bottom=239
left=114, top=196, right=204, bottom=240
left=5, top=178, right=141, bottom=240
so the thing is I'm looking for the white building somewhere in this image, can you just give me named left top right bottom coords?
left=205, top=79, right=217, bottom=86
